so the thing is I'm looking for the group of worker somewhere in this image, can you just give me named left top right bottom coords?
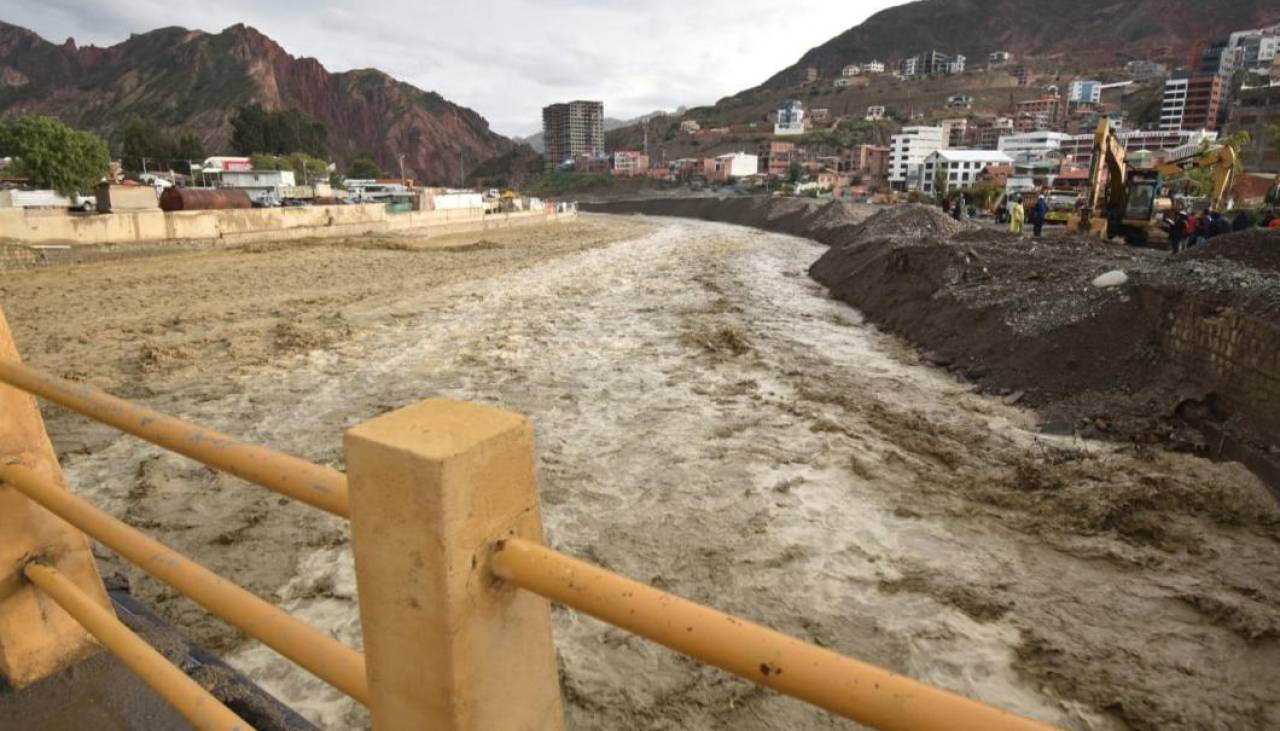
left=1166, top=208, right=1279, bottom=253
left=1007, top=194, right=1050, bottom=238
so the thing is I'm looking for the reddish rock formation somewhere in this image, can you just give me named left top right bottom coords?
left=0, top=21, right=514, bottom=184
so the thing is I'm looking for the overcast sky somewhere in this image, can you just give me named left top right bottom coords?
left=7, top=0, right=904, bottom=137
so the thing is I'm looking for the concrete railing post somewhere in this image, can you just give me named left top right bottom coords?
left=0, top=306, right=111, bottom=687
left=344, top=399, right=564, bottom=730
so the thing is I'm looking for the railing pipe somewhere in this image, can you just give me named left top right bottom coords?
left=0, top=463, right=368, bottom=705
left=0, top=360, right=348, bottom=517
left=24, top=561, right=257, bottom=731
left=492, top=538, right=1058, bottom=731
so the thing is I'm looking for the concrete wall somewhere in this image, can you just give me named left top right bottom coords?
left=0, top=205, right=574, bottom=270
left=1157, top=294, right=1280, bottom=437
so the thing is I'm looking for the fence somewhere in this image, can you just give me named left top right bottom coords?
left=0, top=306, right=1059, bottom=731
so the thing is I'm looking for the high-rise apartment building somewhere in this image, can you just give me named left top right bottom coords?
left=542, top=100, right=605, bottom=170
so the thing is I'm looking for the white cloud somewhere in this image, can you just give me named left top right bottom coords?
left=5, top=0, right=905, bottom=137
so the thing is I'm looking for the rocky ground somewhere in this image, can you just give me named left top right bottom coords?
left=3, top=214, right=1279, bottom=730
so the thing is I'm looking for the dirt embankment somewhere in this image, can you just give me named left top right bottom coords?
left=585, top=197, right=1280, bottom=485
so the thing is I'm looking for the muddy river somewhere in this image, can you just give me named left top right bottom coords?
left=13, top=214, right=1279, bottom=730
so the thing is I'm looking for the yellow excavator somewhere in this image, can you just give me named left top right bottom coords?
left=1071, top=119, right=1240, bottom=246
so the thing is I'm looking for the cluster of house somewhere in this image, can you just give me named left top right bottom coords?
left=777, top=21, right=1280, bottom=200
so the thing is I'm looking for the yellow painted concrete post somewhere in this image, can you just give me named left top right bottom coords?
left=344, top=399, right=564, bottom=730
left=0, top=306, right=111, bottom=687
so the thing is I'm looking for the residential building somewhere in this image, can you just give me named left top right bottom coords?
left=946, top=95, right=974, bottom=109
left=864, top=60, right=886, bottom=74
left=977, top=163, right=1013, bottom=188
left=1230, top=84, right=1280, bottom=171
left=804, top=67, right=819, bottom=83
left=679, top=119, right=701, bottom=134
left=542, top=100, right=605, bottom=170
left=611, top=151, right=649, bottom=177
left=810, top=108, right=831, bottom=123
left=1160, top=72, right=1223, bottom=131
left=845, top=144, right=890, bottom=187
left=200, top=156, right=252, bottom=173
left=900, top=56, right=920, bottom=77
left=974, top=117, right=1015, bottom=150
left=888, top=126, right=945, bottom=191
left=988, top=51, right=1011, bottom=66
left=919, top=50, right=965, bottom=75
left=709, top=152, right=760, bottom=182
left=842, top=64, right=861, bottom=76
left=939, top=118, right=969, bottom=148
left=865, top=106, right=886, bottom=121
left=997, top=131, right=1072, bottom=164
left=774, top=99, right=806, bottom=136
left=758, top=141, right=797, bottom=177
left=1014, top=95, right=1065, bottom=130
left=1196, top=40, right=1235, bottom=78
left=574, top=154, right=611, bottom=175
left=834, top=76, right=868, bottom=89
left=220, top=169, right=296, bottom=203
left=921, top=149, right=1014, bottom=194
left=1068, top=79, right=1102, bottom=104
left=1227, top=25, right=1280, bottom=72
left=1057, top=128, right=1218, bottom=168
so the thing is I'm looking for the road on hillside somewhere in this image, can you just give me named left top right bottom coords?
left=21, top=215, right=1279, bottom=730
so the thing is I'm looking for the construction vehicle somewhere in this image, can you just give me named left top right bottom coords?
left=1071, top=119, right=1240, bottom=246
left=1044, top=189, right=1079, bottom=225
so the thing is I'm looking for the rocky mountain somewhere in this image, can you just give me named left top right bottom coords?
left=0, top=21, right=513, bottom=183
left=761, top=0, right=1277, bottom=88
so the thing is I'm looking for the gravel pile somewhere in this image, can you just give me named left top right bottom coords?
left=1172, top=228, right=1280, bottom=273
left=835, top=203, right=979, bottom=243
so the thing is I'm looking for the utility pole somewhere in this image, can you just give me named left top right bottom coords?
left=397, top=154, right=406, bottom=186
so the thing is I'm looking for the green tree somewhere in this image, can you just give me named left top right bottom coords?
left=1268, top=123, right=1280, bottom=158
left=121, top=115, right=176, bottom=173
left=174, top=132, right=206, bottom=168
left=250, top=153, right=282, bottom=170
left=346, top=153, right=383, bottom=179
left=0, top=115, right=110, bottom=196
left=230, top=104, right=328, bottom=157
left=282, top=152, right=329, bottom=184
left=787, top=161, right=803, bottom=184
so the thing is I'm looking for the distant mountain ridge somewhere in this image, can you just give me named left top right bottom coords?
left=0, top=21, right=513, bottom=183
left=759, top=0, right=1277, bottom=89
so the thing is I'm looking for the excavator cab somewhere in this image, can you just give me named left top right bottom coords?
left=1119, top=171, right=1161, bottom=230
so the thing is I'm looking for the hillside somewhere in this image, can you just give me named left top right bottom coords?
left=602, top=0, right=1277, bottom=154
left=0, top=21, right=513, bottom=183
left=761, top=0, right=1277, bottom=88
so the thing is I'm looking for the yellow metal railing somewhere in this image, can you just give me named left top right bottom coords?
left=22, top=561, right=256, bottom=731
left=0, top=333, right=1060, bottom=730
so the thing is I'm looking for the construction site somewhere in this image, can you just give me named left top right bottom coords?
left=1, top=192, right=1278, bottom=730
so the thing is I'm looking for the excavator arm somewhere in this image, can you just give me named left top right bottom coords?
left=1079, top=118, right=1126, bottom=236
left=1154, top=145, right=1239, bottom=211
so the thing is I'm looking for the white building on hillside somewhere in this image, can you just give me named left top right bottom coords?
left=997, top=131, right=1073, bottom=163
left=774, top=99, right=806, bottom=136
left=921, top=149, right=1014, bottom=194
left=865, top=106, right=886, bottom=121
left=864, top=60, right=886, bottom=73
left=842, top=64, right=861, bottom=76
left=888, top=126, right=945, bottom=191
left=1068, top=79, right=1103, bottom=104
left=713, top=152, right=759, bottom=179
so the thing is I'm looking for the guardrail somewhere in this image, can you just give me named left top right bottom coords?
left=0, top=307, right=1059, bottom=731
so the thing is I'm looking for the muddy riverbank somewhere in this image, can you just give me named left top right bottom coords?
left=5, top=214, right=1279, bottom=729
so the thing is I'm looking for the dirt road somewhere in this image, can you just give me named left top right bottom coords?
left=6, top=215, right=1278, bottom=730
